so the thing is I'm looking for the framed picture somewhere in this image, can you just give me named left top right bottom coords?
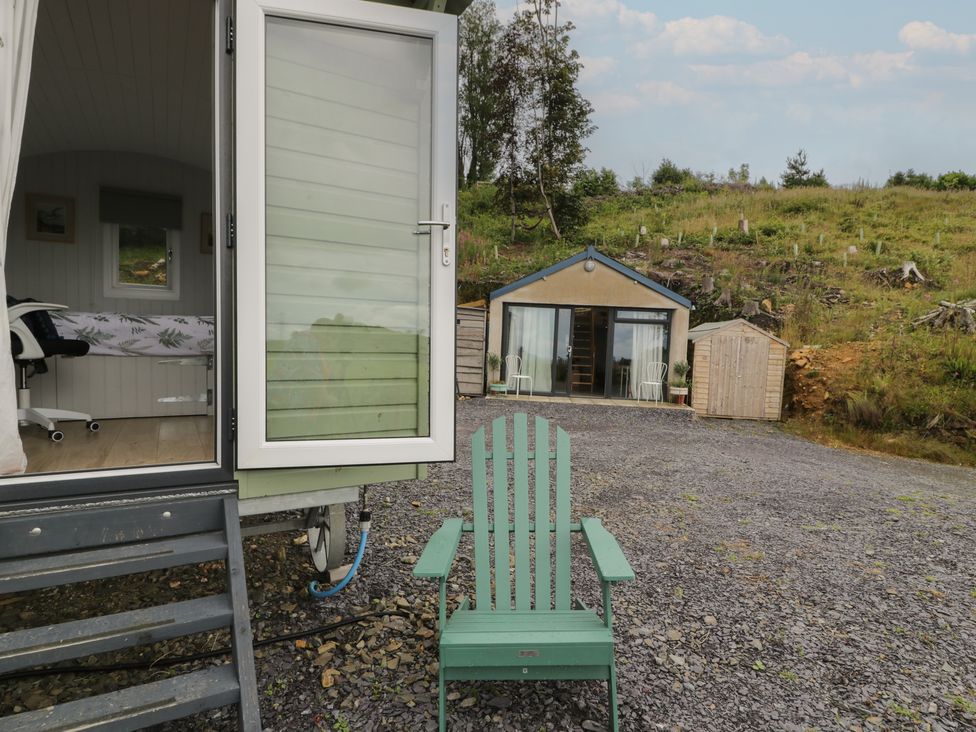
left=25, top=194, right=75, bottom=243
left=200, top=212, right=214, bottom=254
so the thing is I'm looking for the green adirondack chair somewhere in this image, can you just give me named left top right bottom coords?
left=413, top=413, right=635, bottom=732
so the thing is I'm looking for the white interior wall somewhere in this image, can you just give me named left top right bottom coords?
left=7, top=150, right=213, bottom=418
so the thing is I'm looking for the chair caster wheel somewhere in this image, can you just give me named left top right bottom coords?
left=87, top=420, right=100, bottom=433
left=48, top=430, right=65, bottom=443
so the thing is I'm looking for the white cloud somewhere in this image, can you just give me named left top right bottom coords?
left=635, top=81, right=704, bottom=106
left=645, top=16, right=790, bottom=57
left=692, top=52, right=847, bottom=86
left=692, top=50, right=916, bottom=88
left=559, top=0, right=657, bottom=32
left=590, top=90, right=641, bottom=113
left=899, top=21, right=976, bottom=54
left=849, top=51, right=915, bottom=87
left=579, top=55, right=618, bottom=82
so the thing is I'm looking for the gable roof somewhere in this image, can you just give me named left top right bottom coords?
left=488, top=246, right=693, bottom=309
left=688, top=319, right=788, bottom=346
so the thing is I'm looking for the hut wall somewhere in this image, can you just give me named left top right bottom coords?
left=456, top=306, right=486, bottom=396
left=487, top=260, right=690, bottom=377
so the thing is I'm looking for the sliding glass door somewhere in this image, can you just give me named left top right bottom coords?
left=610, top=310, right=669, bottom=399
left=503, top=306, right=556, bottom=393
left=504, top=304, right=671, bottom=398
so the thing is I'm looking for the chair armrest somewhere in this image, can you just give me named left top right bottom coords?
left=413, top=518, right=463, bottom=579
left=8, top=302, right=68, bottom=323
left=581, top=517, right=635, bottom=582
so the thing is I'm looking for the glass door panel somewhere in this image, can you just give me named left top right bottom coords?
left=612, top=322, right=666, bottom=398
left=504, top=306, right=556, bottom=393
left=552, top=307, right=572, bottom=394
left=264, top=18, right=432, bottom=442
left=236, top=0, right=457, bottom=469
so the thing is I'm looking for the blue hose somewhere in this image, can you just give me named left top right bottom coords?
left=308, top=527, right=369, bottom=599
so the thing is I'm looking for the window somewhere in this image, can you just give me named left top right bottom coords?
left=103, top=223, right=180, bottom=299
left=100, top=188, right=183, bottom=300
left=616, top=309, right=668, bottom=321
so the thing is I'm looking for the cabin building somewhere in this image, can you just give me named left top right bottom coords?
left=487, top=247, right=693, bottom=399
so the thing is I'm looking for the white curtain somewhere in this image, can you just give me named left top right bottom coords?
left=0, top=0, right=39, bottom=475
left=506, top=307, right=555, bottom=393
left=632, top=323, right=665, bottom=395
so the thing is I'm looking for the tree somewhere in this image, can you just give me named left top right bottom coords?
left=651, top=158, right=686, bottom=186
left=520, top=0, right=594, bottom=237
left=493, top=15, right=532, bottom=242
left=781, top=149, right=828, bottom=188
left=458, top=0, right=503, bottom=188
left=726, top=163, right=750, bottom=184
left=494, top=0, right=594, bottom=239
left=573, top=167, right=619, bottom=196
left=886, top=169, right=934, bottom=189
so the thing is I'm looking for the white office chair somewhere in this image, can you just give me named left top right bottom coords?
left=636, top=361, right=667, bottom=403
left=8, top=300, right=99, bottom=442
left=504, top=354, right=533, bottom=397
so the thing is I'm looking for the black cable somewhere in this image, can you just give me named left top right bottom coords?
left=0, top=608, right=413, bottom=682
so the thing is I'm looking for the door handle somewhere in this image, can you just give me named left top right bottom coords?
left=414, top=206, right=453, bottom=266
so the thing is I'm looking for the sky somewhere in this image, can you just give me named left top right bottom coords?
left=495, top=0, right=976, bottom=186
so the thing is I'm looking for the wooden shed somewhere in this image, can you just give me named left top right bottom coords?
left=456, top=305, right=487, bottom=395
left=688, top=319, right=788, bottom=420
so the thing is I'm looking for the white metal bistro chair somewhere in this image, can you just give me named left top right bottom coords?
left=505, top=354, right=533, bottom=397
left=636, top=361, right=667, bottom=403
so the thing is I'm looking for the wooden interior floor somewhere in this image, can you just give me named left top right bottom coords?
left=20, top=416, right=215, bottom=474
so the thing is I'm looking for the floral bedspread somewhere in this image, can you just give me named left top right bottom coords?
left=49, top=311, right=214, bottom=357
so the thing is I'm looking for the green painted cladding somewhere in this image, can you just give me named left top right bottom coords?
left=236, top=463, right=426, bottom=500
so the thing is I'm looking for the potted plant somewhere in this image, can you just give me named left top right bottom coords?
left=670, top=360, right=690, bottom=405
left=486, top=352, right=507, bottom=394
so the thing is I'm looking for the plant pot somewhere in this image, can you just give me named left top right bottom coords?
left=670, top=386, right=688, bottom=405
left=488, top=382, right=508, bottom=394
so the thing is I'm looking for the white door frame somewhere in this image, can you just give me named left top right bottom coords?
left=235, top=0, right=457, bottom=469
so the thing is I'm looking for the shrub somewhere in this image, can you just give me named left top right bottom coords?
left=846, top=391, right=884, bottom=428
left=886, top=169, right=936, bottom=189
left=652, top=158, right=689, bottom=186
left=573, top=167, right=620, bottom=197
left=553, top=189, right=589, bottom=234
left=936, top=171, right=976, bottom=191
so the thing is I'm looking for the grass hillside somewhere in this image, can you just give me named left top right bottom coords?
left=458, top=184, right=976, bottom=466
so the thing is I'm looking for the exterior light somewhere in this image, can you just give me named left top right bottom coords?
left=584, top=259, right=596, bottom=272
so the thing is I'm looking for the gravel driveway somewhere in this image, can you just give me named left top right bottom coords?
left=245, top=398, right=975, bottom=732
left=4, top=398, right=975, bottom=731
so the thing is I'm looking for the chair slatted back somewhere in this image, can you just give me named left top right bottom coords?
left=470, top=413, right=572, bottom=612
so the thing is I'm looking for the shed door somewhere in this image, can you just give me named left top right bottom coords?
left=707, top=334, right=769, bottom=418
left=235, top=0, right=457, bottom=468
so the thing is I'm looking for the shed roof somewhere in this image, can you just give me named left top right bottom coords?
left=688, top=319, right=788, bottom=346
left=488, top=246, right=693, bottom=309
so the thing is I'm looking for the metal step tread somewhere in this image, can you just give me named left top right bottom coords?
left=0, top=664, right=240, bottom=732
left=0, top=532, right=228, bottom=595
left=0, top=594, right=234, bottom=675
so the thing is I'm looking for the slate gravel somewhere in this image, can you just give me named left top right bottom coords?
left=3, top=398, right=975, bottom=731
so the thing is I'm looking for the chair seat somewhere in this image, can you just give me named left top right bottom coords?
left=11, top=336, right=88, bottom=359
left=441, top=609, right=613, bottom=669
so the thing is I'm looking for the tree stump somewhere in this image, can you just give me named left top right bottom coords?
left=901, top=260, right=925, bottom=282
left=741, top=300, right=760, bottom=317
left=715, top=289, right=733, bottom=308
left=738, top=214, right=749, bottom=234
left=701, top=275, right=715, bottom=295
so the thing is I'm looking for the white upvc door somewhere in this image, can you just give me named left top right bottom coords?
left=235, top=0, right=456, bottom=469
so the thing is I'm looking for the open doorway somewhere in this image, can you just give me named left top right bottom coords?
left=5, top=0, right=216, bottom=476
left=569, top=306, right=608, bottom=395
